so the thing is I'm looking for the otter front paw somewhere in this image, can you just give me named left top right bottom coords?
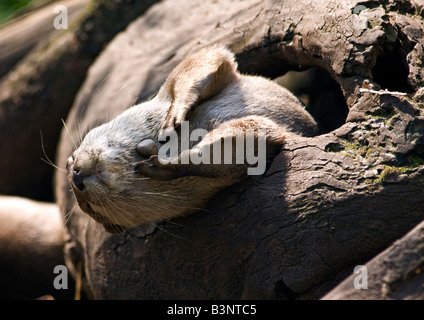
left=135, top=139, right=185, bottom=180
left=161, top=107, right=183, bottom=132
left=134, top=155, right=184, bottom=181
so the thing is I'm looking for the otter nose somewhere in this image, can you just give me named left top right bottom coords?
left=72, top=169, right=85, bottom=191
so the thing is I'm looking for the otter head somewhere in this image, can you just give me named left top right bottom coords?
left=67, top=97, right=224, bottom=233
left=66, top=99, right=173, bottom=233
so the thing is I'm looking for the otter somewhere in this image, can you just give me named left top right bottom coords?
left=66, top=45, right=319, bottom=233
left=0, top=196, right=67, bottom=299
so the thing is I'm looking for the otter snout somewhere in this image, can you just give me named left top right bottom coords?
left=66, top=152, right=109, bottom=221
left=72, top=169, right=85, bottom=191
left=66, top=151, right=104, bottom=194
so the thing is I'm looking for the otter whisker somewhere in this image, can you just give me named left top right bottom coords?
left=93, top=191, right=128, bottom=235
left=64, top=203, right=78, bottom=226
left=40, top=131, right=67, bottom=173
left=129, top=192, right=181, bottom=198
left=40, top=157, right=66, bottom=173
left=105, top=199, right=138, bottom=236
left=105, top=200, right=149, bottom=244
left=95, top=73, right=112, bottom=97
left=125, top=177, right=151, bottom=181
left=111, top=197, right=190, bottom=241
left=61, top=119, right=78, bottom=150
left=146, top=220, right=191, bottom=243
left=75, top=120, right=85, bottom=146
left=129, top=95, right=139, bottom=107
left=111, top=195, right=169, bottom=221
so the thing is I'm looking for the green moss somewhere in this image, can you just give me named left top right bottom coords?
left=325, top=143, right=344, bottom=153
left=364, top=147, right=374, bottom=158
left=366, top=105, right=398, bottom=125
left=408, top=154, right=424, bottom=168
left=325, top=141, right=376, bottom=159
left=343, top=142, right=359, bottom=151
left=383, top=24, right=398, bottom=43
left=356, top=145, right=373, bottom=158
left=376, top=166, right=397, bottom=183
left=375, top=149, right=424, bottom=185
left=368, top=19, right=379, bottom=29
left=376, top=165, right=411, bottom=184
left=339, top=151, right=356, bottom=159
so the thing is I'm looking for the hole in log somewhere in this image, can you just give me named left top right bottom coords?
left=274, top=67, right=349, bottom=133
left=372, top=40, right=414, bottom=93
left=235, top=50, right=348, bottom=134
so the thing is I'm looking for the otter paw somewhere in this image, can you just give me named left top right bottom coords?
left=162, top=112, right=181, bottom=131
left=134, top=155, right=182, bottom=181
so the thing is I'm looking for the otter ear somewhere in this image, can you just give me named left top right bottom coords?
left=158, top=45, right=239, bottom=130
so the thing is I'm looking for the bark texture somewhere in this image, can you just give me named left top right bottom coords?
left=0, top=0, right=86, bottom=80
left=52, top=0, right=424, bottom=299
left=0, top=0, right=159, bottom=201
